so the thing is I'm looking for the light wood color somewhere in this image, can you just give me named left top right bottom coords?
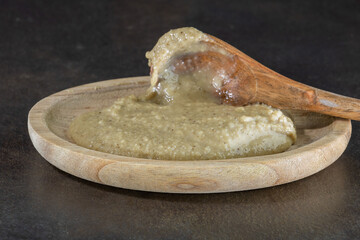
left=170, top=34, right=360, bottom=120
left=28, top=77, right=351, bottom=193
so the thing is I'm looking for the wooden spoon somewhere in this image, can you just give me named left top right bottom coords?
left=165, top=34, right=360, bottom=120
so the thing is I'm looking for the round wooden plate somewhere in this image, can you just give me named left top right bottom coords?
left=28, top=76, right=352, bottom=193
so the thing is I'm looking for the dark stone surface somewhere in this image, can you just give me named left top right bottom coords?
left=1, top=0, right=360, bottom=239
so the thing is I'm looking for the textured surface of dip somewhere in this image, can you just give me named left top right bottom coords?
left=69, top=95, right=296, bottom=160
left=68, top=27, right=297, bottom=160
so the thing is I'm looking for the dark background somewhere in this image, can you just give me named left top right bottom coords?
left=1, top=0, right=360, bottom=239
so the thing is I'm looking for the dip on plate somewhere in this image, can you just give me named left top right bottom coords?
left=68, top=27, right=296, bottom=160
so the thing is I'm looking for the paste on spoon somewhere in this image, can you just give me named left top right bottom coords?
left=69, top=27, right=296, bottom=160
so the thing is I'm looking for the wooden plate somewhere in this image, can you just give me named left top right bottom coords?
left=28, top=76, right=352, bottom=193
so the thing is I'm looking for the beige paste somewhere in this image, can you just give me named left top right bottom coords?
left=68, top=27, right=297, bottom=160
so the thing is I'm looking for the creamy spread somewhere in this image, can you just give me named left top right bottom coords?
left=69, top=95, right=295, bottom=160
left=145, top=27, right=212, bottom=87
left=68, top=27, right=297, bottom=160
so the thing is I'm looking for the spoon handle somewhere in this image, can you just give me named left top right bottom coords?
left=253, top=69, right=360, bottom=120
left=209, top=36, right=360, bottom=120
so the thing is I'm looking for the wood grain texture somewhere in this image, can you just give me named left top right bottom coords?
left=173, top=34, right=360, bottom=120
left=28, top=77, right=352, bottom=193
